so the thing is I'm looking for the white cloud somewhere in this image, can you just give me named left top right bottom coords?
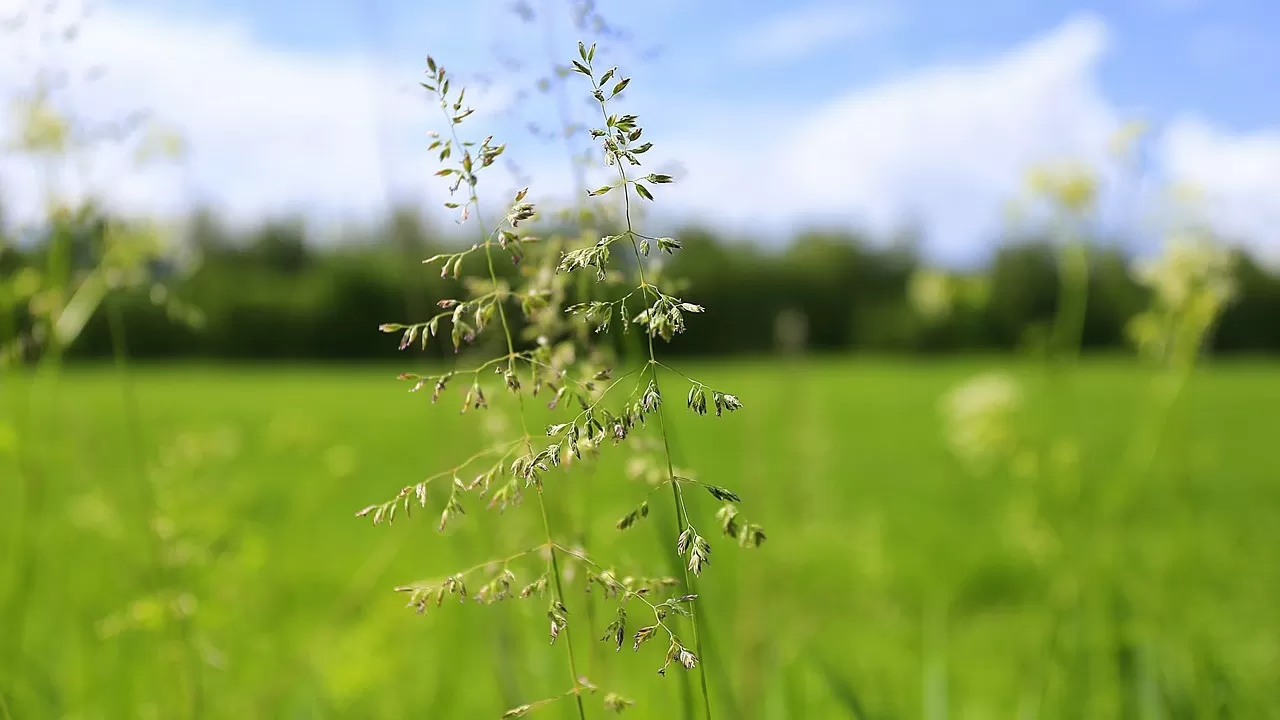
left=729, top=3, right=900, bottom=64
left=0, top=0, right=517, bottom=231
left=658, top=14, right=1120, bottom=261
left=645, top=12, right=1280, bottom=264
left=1158, top=118, right=1280, bottom=263
left=2, top=3, right=1277, bottom=266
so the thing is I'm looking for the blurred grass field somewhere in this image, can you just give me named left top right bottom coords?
left=3, top=358, right=1279, bottom=718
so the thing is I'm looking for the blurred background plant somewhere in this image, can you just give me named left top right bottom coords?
left=932, top=124, right=1266, bottom=719
left=1, top=2, right=211, bottom=716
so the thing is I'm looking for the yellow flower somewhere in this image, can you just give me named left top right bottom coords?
left=1025, top=162, right=1097, bottom=214
left=908, top=269, right=954, bottom=322
left=9, top=93, right=70, bottom=154
left=1107, top=119, right=1148, bottom=162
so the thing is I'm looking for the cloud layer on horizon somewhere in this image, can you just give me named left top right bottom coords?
left=1, top=1, right=1277, bottom=265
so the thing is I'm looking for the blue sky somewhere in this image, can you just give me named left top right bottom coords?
left=2, top=0, right=1278, bottom=265
left=117, top=0, right=1280, bottom=130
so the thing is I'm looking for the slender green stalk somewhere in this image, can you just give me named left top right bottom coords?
left=589, top=82, right=713, bottom=719
left=104, top=293, right=202, bottom=719
left=537, top=2, right=607, bottom=678
left=1051, top=239, right=1090, bottom=364
left=657, top=408, right=743, bottom=720
left=922, top=600, right=948, bottom=720
left=440, top=104, right=588, bottom=720
left=1042, top=212, right=1094, bottom=716
left=1017, top=614, right=1061, bottom=720
left=0, top=303, right=36, bottom=674
left=105, top=296, right=160, bottom=572
left=1, top=210, right=71, bottom=687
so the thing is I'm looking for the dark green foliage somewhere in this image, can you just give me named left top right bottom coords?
left=9, top=214, right=1279, bottom=362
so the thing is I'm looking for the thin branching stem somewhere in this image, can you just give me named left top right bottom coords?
left=522, top=356, right=628, bottom=395
left=504, top=681, right=599, bottom=719
left=560, top=365, right=647, bottom=428
left=396, top=543, right=552, bottom=592
left=550, top=544, right=685, bottom=642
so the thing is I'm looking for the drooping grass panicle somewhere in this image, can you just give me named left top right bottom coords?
left=359, top=42, right=763, bottom=719
left=554, top=43, right=769, bottom=717
left=358, top=56, right=601, bottom=719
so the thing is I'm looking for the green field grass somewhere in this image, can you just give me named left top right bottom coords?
left=3, top=358, right=1279, bottom=719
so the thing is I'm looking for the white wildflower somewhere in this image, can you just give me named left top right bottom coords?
left=1128, top=233, right=1236, bottom=360
left=939, top=371, right=1024, bottom=472
left=908, top=269, right=954, bottom=322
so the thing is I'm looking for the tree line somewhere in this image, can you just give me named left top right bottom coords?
left=6, top=206, right=1280, bottom=360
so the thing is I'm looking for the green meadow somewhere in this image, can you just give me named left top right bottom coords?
left=3, top=358, right=1279, bottom=718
